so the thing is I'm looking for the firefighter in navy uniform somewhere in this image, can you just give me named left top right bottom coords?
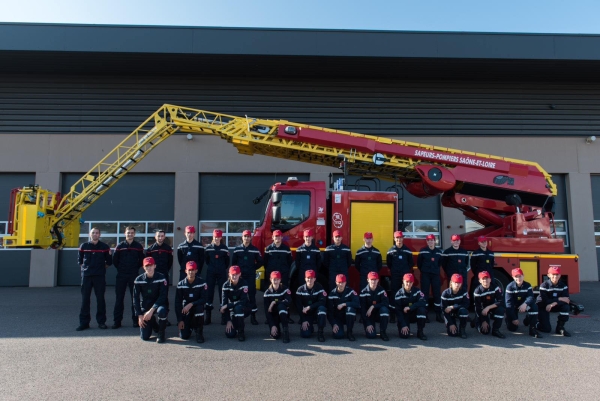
left=263, top=271, right=292, bottom=343
left=204, top=229, right=230, bottom=326
left=355, top=232, right=383, bottom=292
left=360, top=271, right=390, bottom=341
left=133, top=257, right=168, bottom=343
left=536, top=265, right=571, bottom=337
left=394, top=273, right=428, bottom=340
left=232, top=229, right=264, bottom=325
left=221, top=266, right=251, bottom=341
left=176, top=225, right=204, bottom=281
left=175, top=261, right=207, bottom=343
left=441, top=234, right=470, bottom=288
left=473, top=271, right=506, bottom=338
left=145, top=229, right=173, bottom=326
left=112, top=226, right=144, bottom=329
left=505, top=268, right=542, bottom=338
left=77, top=227, right=113, bottom=331
left=295, top=229, right=322, bottom=283
left=296, top=270, right=327, bottom=342
left=417, top=234, right=444, bottom=323
left=327, top=274, right=360, bottom=341
left=386, top=231, right=414, bottom=323
left=441, top=274, right=470, bottom=339
left=470, top=236, right=495, bottom=281
left=323, top=230, right=353, bottom=293
left=264, top=230, right=293, bottom=286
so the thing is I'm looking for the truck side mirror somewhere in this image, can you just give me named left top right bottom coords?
left=272, top=205, right=281, bottom=224
left=272, top=191, right=281, bottom=205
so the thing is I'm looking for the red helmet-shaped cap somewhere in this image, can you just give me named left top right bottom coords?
left=367, top=271, right=379, bottom=280
left=186, top=261, right=198, bottom=270
left=364, top=232, right=373, bottom=239
left=548, top=265, right=561, bottom=275
left=478, top=271, right=491, bottom=280
left=185, top=225, right=196, bottom=233
left=143, top=257, right=155, bottom=267
left=403, top=273, right=415, bottom=282
left=332, top=230, right=342, bottom=237
left=272, top=230, right=283, bottom=237
left=229, top=265, right=241, bottom=275
left=451, top=234, right=461, bottom=241
left=426, top=234, right=436, bottom=241
left=270, top=271, right=282, bottom=279
left=451, top=274, right=463, bottom=284
left=477, top=236, right=488, bottom=243
left=394, top=231, right=404, bottom=238
left=305, top=270, right=316, bottom=278
left=303, top=229, right=314, bottom=237
left=335, top=274, right=347, bottom=283
left=511, top=268, right=524, bottom=277
left=213, top=229, right=223, bottom=238
left=242, top=230, right=252, bottom=236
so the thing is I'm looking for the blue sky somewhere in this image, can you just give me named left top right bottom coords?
left=2, top=0, right=599, bottom=34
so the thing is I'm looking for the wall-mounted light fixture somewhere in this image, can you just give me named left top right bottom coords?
left=186, top=134, right=193, bottom=141
left=586, top=135, right=596, bottom=144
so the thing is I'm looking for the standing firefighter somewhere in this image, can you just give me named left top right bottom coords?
left=505, top=268, right=542, bottom=338
left=323, top=230, right=353, bottom=293
left=386, top=230, right=414, bottom=323
left=295, top=229, right=321, bottom=283
left=112, top=226, right=144, bottom=329
left=232, top=229, right=264, bottom=325
left=536, top=266, right=571, bottom=337
left=133, top=257, right=168, bottom=343
left=175, top=261, right=207, bottom=343
left=264, top=230, right=293, bottom=287
left=360, top=271, right=390, bottom=341
left=296, top=270, right=327, bottom=342
left=394, top=273, right=428, bottom=341
left=417, top=234, right=444, bottom=323
left=355, top=232, right=383, bottom=291
left=204, top=229, right=230, bottom=326
left=441, top=234, right=470, bottom=288
left=263, top=271, right=292, bottom=343
left=441, top=274, right=470, bottom=339
left=177, top=225, right=204, bottom=281
left=473, top=271, right=506, bottom=339
left=221, top=266, right=251, bottom=341
left=327, top=274, right=360, bottom=341
left=470, top=236, right=495, bottom=280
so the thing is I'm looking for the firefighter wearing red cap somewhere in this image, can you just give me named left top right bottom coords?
left=204, top=229, right=230, bottom=325
left=264, top=230, right=293, bottom=290
left=232, top=229, right=264, bottom=325
left=360, top=272, right=390, bottom=341
left=296, top=269, right=327, bottom=342
left=133, top=257, right=168, bottom=343
left=355, top=232, right=383, bottom=292
left=470, top=236, right=495, bottom=281
left=441, top=234, right=470, bottom=289
left=441, top=274, right=470, bottom=338
left=327, top=274, right=360, bottom=341
left=295, top=229, right=322, bottom=284
left=394, top=273, right=428, bottom=340
left=175, top=261, right=207, bottom=343
left=177, top=225, right=204, bottom=281
left=386, top=230, right=414, bottom=323
left=505, top=268, right=541, bottom=338
left=323, top=230, right=353, bottom=293
left=112, top=225, right=145, bottom=329
left=263, top=271, right=292, bottom=343
left=473, top=271, right=506, bottom=338
left=536, top=266, right=571, bottom=336
left=417, top=234, right=444, bottom=323
left=221, top=266, right=251, bottom=341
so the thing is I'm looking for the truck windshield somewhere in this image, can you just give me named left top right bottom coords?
left=274, top=192, right=310, bottom=230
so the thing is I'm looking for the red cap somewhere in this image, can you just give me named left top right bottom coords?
left=394, top=231, right=404, bottom=238
left=478, top=271, right=491, bottom=279
left=270, top=271, right=281, bottom=279
left=303, top=229, right=314, bottom=237
left=548, top=265, right=561, bottom=275
left=272, top=230, right=283, bottom=237
left=426, top=234, right=435, bottom=241
left=333, top=230, right=342, bottom=237
left=451, top=234, right=461, bottom=241
left=213, top=229, right=223, bottom=238
left=229, top=265, right=241, bottom=275
left=477, top=236, right=488, bottom=242
left=305, top=270, right=316, bottom=278
left=242, top=230, right=252, bottom=236
left=364, top=232, right=373, bottom=239
left=403, top=273, right=415, bottom=282
left=186, top=261, right=198, bottom=271
left=512, top=268, right=524, bottom=277
left=367, top=271, right=379, bottom=280
left=185, top=225, right=196, bottom=233
left=143, top=257, right=155, bottom=267
left=451, top=273, right=463, bottom=283
left=335, top=274, right=347, bottom=283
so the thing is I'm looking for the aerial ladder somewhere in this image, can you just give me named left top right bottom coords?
left=5, top=104, right=559, bottom=252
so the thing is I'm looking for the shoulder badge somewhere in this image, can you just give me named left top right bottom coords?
left=243, top=287, right=248, bottom=293
left=287, top=289, right=291, bottom=295
left=323, top=291, right=327, bottom=297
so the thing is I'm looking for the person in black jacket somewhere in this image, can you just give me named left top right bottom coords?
left=323, top=230, right=353, bottom=292
left=295, top=229, right=321, bottom=283
left=112, top=226, right=144, bottom=329
left=441, top=234, right=470, bottom=289
left=536, top=266, right=571, bottom=337
left=386, top=230, right=414, bottom=323
left=327, top=274, right=360, bottom=341
left=505, top=267, right=542, bottom=338
left=394, top=273, right=428, bottom=340
left=470, top=235, right=495, bottom=281
left=204, top=229, right=231, bottom=325
left=177, top=225, right=204, bottom=281
left=473, top=271, right=505, bottom=338
left=360, top=271, right=390, bottom=341
left=175, top=261, right=207, bottom=343
left=296, top=269, right=327, bottom=342
left=146, top=229, right=174, bottom=326
left=264, top=230, right=293, bottom=287
left=232, top=229, right=264, bottom=325
left=355, top=232, right=383, bottom=292
left=417, top=234, right=444, bottom=323
left=441, top=274, right=470, bottom=339
left=134, top=257, right=168, bottom=343
left=263, top=271, right=292, bottom=343
left=221, top=265, right=251, bottom=341
left=76, top=227, right=113, bottom=331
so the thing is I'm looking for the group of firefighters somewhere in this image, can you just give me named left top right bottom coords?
left=77, top=225, right=572, bottom=344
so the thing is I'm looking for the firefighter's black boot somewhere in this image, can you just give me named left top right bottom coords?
left=380, top=331, right=389, bottom=341
left=221, top=313, right=227, bottom=325
left=435, top=311, right=444, bottom=323
left=492, top=329, right=505, bottom=339
left=555, top=322, right=571, bottom=337
left=204, top=311, right=212, bottom=325
left=459, top=325, right=467, bottom=339
left=529, top=327, right=543, bottom=338
left=156, top=320, right=167, bottom=344
left=347, top=329, right=356, bottom=341
left=390, top=313, right=396, bottom=324
left=196, top=325, right=205, bottom=343
left=417, top=330, right=428, bottom=341
left=317, top=329, right=325, bottom=342
left=250, top=313, right=259, bottom=325
left=282, top=327, right=290, bottom=344
left=238, top=329, right=246, bottom=342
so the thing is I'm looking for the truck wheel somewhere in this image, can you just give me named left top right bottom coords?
left=493, top=270, right=512, bottom=293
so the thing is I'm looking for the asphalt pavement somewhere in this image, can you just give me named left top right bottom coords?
left=1, top=282, right=599, bottom=401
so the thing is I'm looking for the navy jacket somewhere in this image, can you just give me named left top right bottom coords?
left=78, top=240, right=112, bottom=277
left=175, top=277, right=207, bottom=322
left=113, top=240, right=144, bottom=276
left=133, top=272, right=168, bottom=315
